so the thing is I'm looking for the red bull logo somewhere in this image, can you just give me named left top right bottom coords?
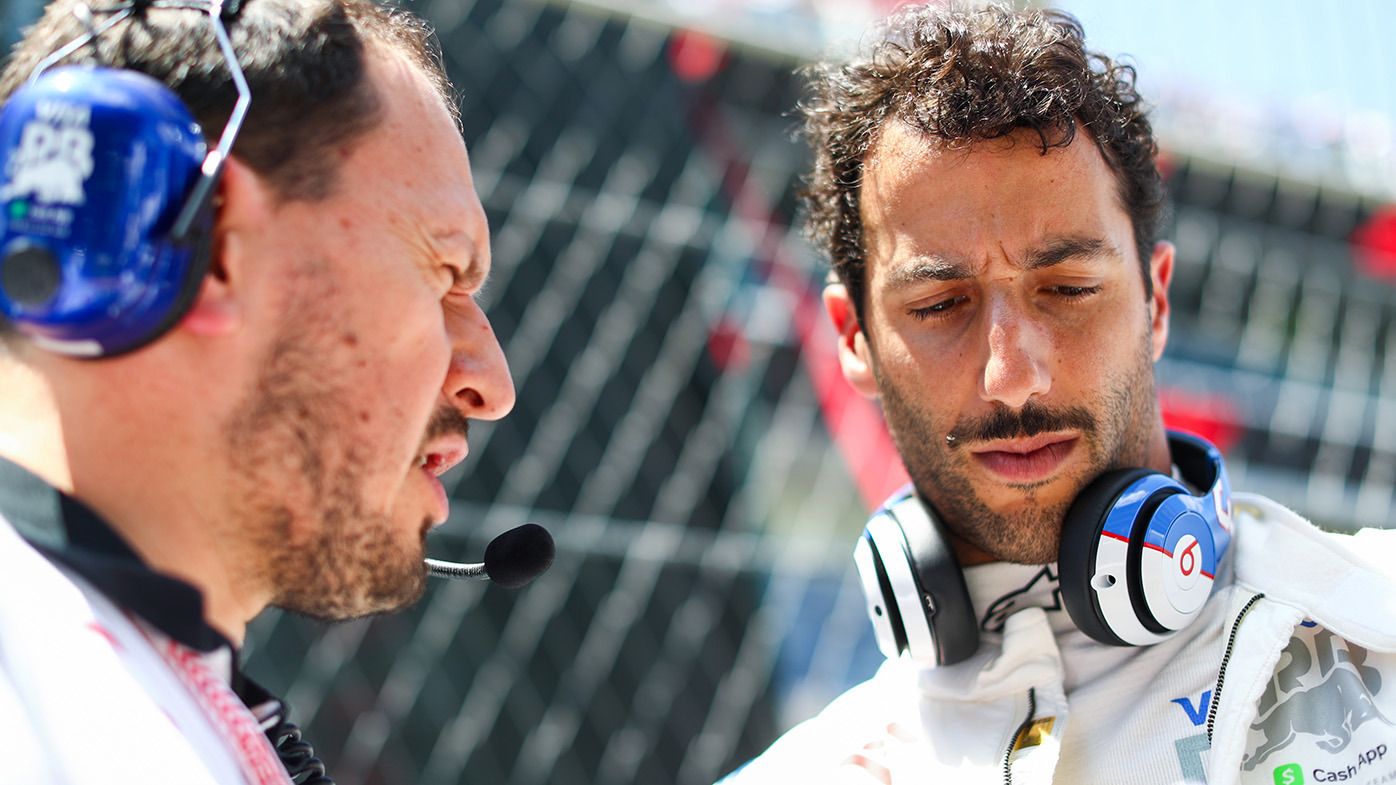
left=1245, top=628, right=1392, bottom=772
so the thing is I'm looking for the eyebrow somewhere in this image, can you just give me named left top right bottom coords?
left=882, top=234, right=1118, bottom=290
left=1024, top=235, right=1116, bottom=270
left=883, top=257, right=967, bottom=290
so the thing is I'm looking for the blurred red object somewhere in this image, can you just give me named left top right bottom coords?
left=668, top=29, right=727, bottom=83
left=706, top=318, right=750, bottom=371
left=1352, top=205, right=1396, bottom=280
left=1160, top=387, right=1243, bottom=453
left=1156, top=148, right=1177, bottom=183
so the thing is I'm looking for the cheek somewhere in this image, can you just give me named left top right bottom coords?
left=1056, top=304, right=1149, bottom=393
left=338, top=308, right=448, bottom=442
left=868, top=333, right=958, bottom=427
left=872, top=316, right=976, bottom=395
left=357, top=277, right=451, bottom=371
left=379, top=331, right=449, bottom=422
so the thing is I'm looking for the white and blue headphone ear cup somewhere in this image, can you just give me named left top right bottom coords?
left=853, top=496, right=978, bottom=667
left=1058, top=467, right=1158, bottom=646
left=854, top=533, right=909, bottom=661
left=1059, top=435, right=1232, bottom=647
left=893, top=499, right=978, bottom=666
left=1132, top=483, right=1225, bottom=633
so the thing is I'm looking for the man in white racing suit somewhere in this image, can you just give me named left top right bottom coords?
left=725, top=493, right=1396, bottom=784
left=720, top=4, right=1396, bottom=784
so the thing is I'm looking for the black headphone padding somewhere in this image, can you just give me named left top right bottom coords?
left=1057, top=467, right=1153, bottom=647
left=888, top=497, right=979, bottom=666
left=865, top=536, right=911, bottom=655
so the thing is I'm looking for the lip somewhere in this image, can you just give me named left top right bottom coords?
left=420, top=436, right=468, bottom=477
left=420, top=467, right=450, bottom=525
left=416, top=436, right=468, bottom=525
left=969, top=433, right=1079, bottom=484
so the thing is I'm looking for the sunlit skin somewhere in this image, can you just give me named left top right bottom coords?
left=826, top=120, right=1173, bottom=566
left=0, top=46, right=515, bottom=644
left=216, top=50, right=517, bottom=623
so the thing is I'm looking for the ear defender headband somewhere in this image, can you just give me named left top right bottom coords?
left=854, top=431, right=1232, bottom=666
left=0, top=0, right=251, bottom=357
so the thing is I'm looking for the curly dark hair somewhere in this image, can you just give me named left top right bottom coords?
left=801, top=3, right=1166, bottom=319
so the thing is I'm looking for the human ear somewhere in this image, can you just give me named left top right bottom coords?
left=1147, top=241, right=1174, bottom=361
left=824, top=282, right=880, bottom=399
left=177, top=158, right=271, bottom=337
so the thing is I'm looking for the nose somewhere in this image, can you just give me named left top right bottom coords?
left=978, top=300, right=1051, bottom=409
left=443, top=299, right=516, bottom=421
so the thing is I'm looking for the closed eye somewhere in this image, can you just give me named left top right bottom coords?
left=1047, top=284, right=1101, bottom=298
left=908, top=295, right=967, bottom=321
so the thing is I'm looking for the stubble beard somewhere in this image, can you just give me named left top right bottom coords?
left=875, top=323, right=1161, bottom=565
left=223, top=283, right=428, bottom=622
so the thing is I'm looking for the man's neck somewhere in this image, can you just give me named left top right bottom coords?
left=0, top=360, right=260, bottom=646
left=0, top=359, right=72, bottom=494
left=948, top=528, right=1000, bottom=567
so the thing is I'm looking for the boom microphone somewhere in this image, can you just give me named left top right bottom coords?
left=425, top=523, right=555, bottom=589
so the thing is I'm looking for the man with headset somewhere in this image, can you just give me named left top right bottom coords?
left=721, top=5, right=1396, bottom=785
left=0, top=0, right=516, bottom=781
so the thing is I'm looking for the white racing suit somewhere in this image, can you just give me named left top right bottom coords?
left=0, top=494, right=290, bottom=784
left=721, top=494, right=1396, bottom=784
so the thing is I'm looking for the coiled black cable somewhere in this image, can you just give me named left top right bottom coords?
left=266, top=716, right=334, bottom=785
left=235, top=671, right=334, bottom=785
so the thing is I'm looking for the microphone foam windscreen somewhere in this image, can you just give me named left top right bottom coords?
left=483, top=523, right=556, bottom=589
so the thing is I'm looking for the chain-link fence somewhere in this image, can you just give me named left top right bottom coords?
left=1161, top=155, right=1396, bottom=530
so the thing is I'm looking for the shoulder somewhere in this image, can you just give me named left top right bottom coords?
left=0, top=661, right=54, bottom=784
left=1230, top=493, right=1396, bottom=651
left=0, top=516, right=230, bottom=785
left=719, top=660, right=922, bottom=784
left=1347, top=525, right=1396, bottom=566
left=1231, top=492, right=1396, bottom=577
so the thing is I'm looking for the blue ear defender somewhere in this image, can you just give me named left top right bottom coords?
left=854, top=431, right=1233, bottom=665
left=0, top=1, right=251, bottom=357
left=0, top=66, right=208, bottom=356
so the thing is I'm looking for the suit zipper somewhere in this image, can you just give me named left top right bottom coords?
left=1002, top=687, right=1037, bottom=785
left=1206, top=592, right=1264, bottom=743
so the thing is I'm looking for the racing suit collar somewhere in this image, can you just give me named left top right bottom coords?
left=0, top=456, right=230, bottom=653
left=962, top=461, right=1198, bottom=640
left=965, top=561, right=1069, bottom=637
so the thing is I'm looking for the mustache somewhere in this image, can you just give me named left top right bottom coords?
left=946, top=401, right=1094, bottom=446
left=425, top=405, right=471, bottom=443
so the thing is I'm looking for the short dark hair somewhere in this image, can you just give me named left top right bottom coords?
left=800, top=3, right=1166, bottom=318
left=0, top=0, right=454, bottom=202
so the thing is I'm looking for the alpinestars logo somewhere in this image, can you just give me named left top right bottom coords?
left=981, top=566, right=1062, bottom=633
left=1, top=100, right=95, bottom=206
left=1244, top=626, right=1393, bottom=771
